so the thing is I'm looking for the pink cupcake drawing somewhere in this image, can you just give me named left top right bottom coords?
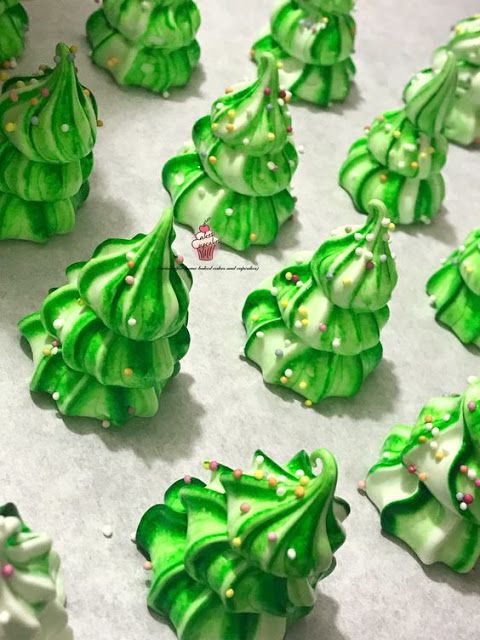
left=191, top=224, right=219, bottom=261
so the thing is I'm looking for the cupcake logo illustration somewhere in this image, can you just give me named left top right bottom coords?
left=191, top=223, right=219, bottom=261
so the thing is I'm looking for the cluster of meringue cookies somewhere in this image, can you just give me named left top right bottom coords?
left=1, top=4, right=480, bottom=640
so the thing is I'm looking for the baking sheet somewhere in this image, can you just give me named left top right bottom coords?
left=0, top=0, right=479, bottom=638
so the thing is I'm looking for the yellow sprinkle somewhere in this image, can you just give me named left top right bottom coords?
left=224, top=86, right=234, bottom=94
left=107, top=57, right=119, bottom=68
left=376, top=114, right=385, bottom=122
left=267, top=132, right=276, bottom=141
left=251, top=314, right=259, bottom=321
left=123, top=368, right=134, bottom=377
left=277, top=61, right=284, bottom=69
left=465, top=264, right=473, bottom=273
left=424, top=415, right=433, bottom=423
left=226, top=123, right=235, bottom=132
left=42, top=347, right=52, bottom=357
left=227, top=109, right=236, bottom=119
left=298, top=306, right=308, bottom=317
left=232, top=537, right=242, bottom=547
left=295, top=486, right=305, bottom=498
left=225, top=588, right=235, bottom=599
left=388, top=222, right=396, bottom=231
left=342, top=278, right=352, bottom=286
left=4, top=122, right=16, bottom=133
left=203, top=461, right=210, bottom=469
left=427, top=146, right=435, bottom=154
left=15, top=80, right=25, bottom=88
left=419, top=435, right=427, bottom=443
left=299, top=475, right=310, bottom=486
left=208, top=155, right=217, bottom=165
left=250, top=233, right=257, bottom=242
left=0, top=71, right=9, bottom=81
left=70, top=45, right=78, bottom=54
left=83, top=88, right=91, bottom=97
left=285, top=272, right=293, bottom=281
left=410, top=161, right=419, bottom=169
left=211, top=123, right=219, bottom=131
left=254, top=470, right=264, bottom=480
left=299, top=381, right=308, bottom=390
left=393, top=130, right=401, bottom=138
left=435, top=450, right=446, bottom=461
left=280, top=299, right=288, bottom=309
left=280, top=376, right=288, bottom=384
left=379, top=174, right=388, bottom=183
left=419, top=152, right=427, bottom=160
left=301, top=318, right=309, bottom=327
left=304, top=399, right=313, bottom=407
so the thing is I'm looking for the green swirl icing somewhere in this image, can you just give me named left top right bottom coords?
left=431, top=18, right=480, bottom=145
left=366, top=378, right=480, bottom=572
left=163, top=53, right=298, bottom=251
left=242, top=200, right=398, bottom=404
left=86, top=0, right=201, bottom=94
left=0, top=43, right=98, bottom=242
left=340, top=51, right=457, bottom=224
left=251, top=0, right=356, bottom=106
left=0, top=503, right=73, bottom=639
left=427, top=228, right=480, bottom=348
left=0, top=0, right=28, bottom=65
left=19, top=208, right=192, bottom=427
left=136, top=448, right=349, bottom=639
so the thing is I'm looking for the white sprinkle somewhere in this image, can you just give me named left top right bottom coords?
left=284, top=339, right=291, bottom=347
left=354, top=233, right=363, bottom=241
left=126, top=251, right=135, bottom=260
left=267, top=161, right=277, bottom=171
left=278, top=98, right=285, bottom=106
left=285, top=368, right=293, bottom=378
left=61, top=123, right=69, bottom=133
left=366, top=233, right=375, bottom=242
left=397, top=161, right=406, bottom=169
left=198, top=187, right=206, bottom=198
left=294, top=320, right=302, bottom=329
left=298, top=145, right=305, bottom=154
left=380, top=254, right=388, bottom=263
left=162, top=91, right=170, bottom=99
left=128, top=318, right=137, bottom=327
left=0, top=611, right=10, bottom=625
left=355, top=247, right=363, bottom=257
left=243, top=138, right=250, bottom=145
left=364, top=250, right=373, bottom=260
left=287, top=548, right=297, bottom=560
left=460, top=502, right=468, bottom=511
left=256, top=455, right=265, bottom=465
left=403, top=143, right=416, bottom=152
left=216, top=102, right=224, bottom=110
left=102, top=525, right=113, bottom=538
left=175, top=173, right=185, bottom=185
left=52, top=391, right=60, bottom=401
left=295, top=469, right=304, bottom=478
left=381, top=218, right=391, bottom=227
left=443, top=413, right=451, bottom=421
left=101, top=420, right=111, bottom=429
left=467, top=469, right=477, bottom=480
left=51, top=347, right=59, bottom=355
left=276, top=487, right=286, bottom=497
left=467, top=375, right=479, bottom=384
left=225, top=207, right=234, bottom=216
left=429, top=441, right=438, bottom=450
left=256, top=331, right=265, bottom=339
left=295, top=256, right=303, bottom=264
left=296, top=281, right=302, bottom=288
left=431, top=427, right=440, bottom=437
left=384, top=124, right=392, bottom=132
left=53, top=318, right=64, bottom=330
left=332, top=338, right=341, bottom=348
left=271, top=287, right=278, bottom=296
left=429, top=295, right=437, bottom=306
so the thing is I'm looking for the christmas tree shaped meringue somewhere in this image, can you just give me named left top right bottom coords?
left=339, top=49, right=457, bottom=225
left=251, top=0, right=356, bottom=107
left=136, top=448, right=349, bottom=640
left=86, top=0, right=201, bottom=94
left=433, top=15, right=480, bottom=146
left=0, top=42, right=98, bottom=242
left=19, top=208, right=191, bottom=427
left=0, top=503, right=73, bottom=639
left=0, top=0, right=28, bottom=67
left=163, top=52, right=298, bottom=251
left=365, top=377, right=480, bottom=572
left=427, top=228, right=480, bottom=348
left=242, top=200, right=397, bottom=404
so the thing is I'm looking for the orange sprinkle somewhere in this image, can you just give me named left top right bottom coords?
left=295, top=486, right=305, bottom=499
left=123, top=368, right=134, bottom=377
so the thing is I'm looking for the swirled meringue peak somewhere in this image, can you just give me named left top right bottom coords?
left=431, top=17, right=480, bottom=146
left=0, top=42, right=98, bottom=242
left=251, top=0, right=356, bottom=107
left=365, top=377, right=480, bottom=572
left=340, top=51, right=457, bottom=224
left=0, top=503, right=73, bottom=639
left=163, top=52, right=298, bottom=251
left=0, top=0, right=28, bottom=66
left=86, top=0, right=201, bottom=94
left=242, top=200, right=397, bottom=404
left=136, top=448, right=349, bottom=640
left=427, top=228, right=480, bottom=348
left=19, top=208, right=192, bottom=427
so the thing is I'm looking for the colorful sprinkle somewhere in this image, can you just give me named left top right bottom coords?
left=240, top=503, right=251, bottom=514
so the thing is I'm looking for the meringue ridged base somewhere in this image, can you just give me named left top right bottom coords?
left=87, top=9, right=200, bottom=93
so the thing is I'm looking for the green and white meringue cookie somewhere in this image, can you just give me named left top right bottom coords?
left=163, top=52, right=298, bottom=251
left=366, top=378, right=480, bottom=572
left=251, top=0, right=356, bottom=107
left=0, top=503, right=73, bottom=639
left=19, top=208, right=192, bottom=427
left=136, top=448, right=349, bottom=640
left=0, top=42, right=98, bottom=242
left=427, top=228, right=480, bottom=348
left=432, top=16, right=480, bottom=146
left=0, top=0, right=28, bottom=66
left=340, top=49, right=457, bottom=224
left=242, top=200, right=398, bottom=404
left=86, top=0, right=201, bottom=94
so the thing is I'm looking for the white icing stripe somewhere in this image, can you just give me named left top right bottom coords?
left=397, top=178, right=420, bottom=224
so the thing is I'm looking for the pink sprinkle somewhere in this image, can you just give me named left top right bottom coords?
left=287, top=126, right=293, bottom=133
left=292, top=274, right=299, bottom=283
left=279, top=90, right=287, bottom=99
left=268, top=532, right=278, bottom=542
left=209, top=460, right=219, bottom=472
left=233, top=468, right=243, bottom=479
left=357, top=480, right=366, bottom=491
left=125, top=275, right=135, bottom=285
left=366, top=261, right=375, bottom=270
left=143, top=561, right=152, bottom=570
left=240, top=503, right=251, bottom=514
left=464, top=494, right=474, bottom=504
left=175, top=255, right=184, bottom=265
left=319, top=323, right=327, bottom=332
left=9, top=91, right=18, bottom=102
left=1, top=564, right=13, bottom=578
left=264, top=88, right=271, bottom=96
left=52, top=340, right=59, bottom=347
left=408, top=465, right=417, bottom=474
left=41, top=88, right=49, bottom=97
left=467, top=401, right=477, bottom=412
left=475, top=479, right=480, bottom=488
left=460, top=465, right=468, bottom=474
left=183, top=474, right=192, bottom=484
